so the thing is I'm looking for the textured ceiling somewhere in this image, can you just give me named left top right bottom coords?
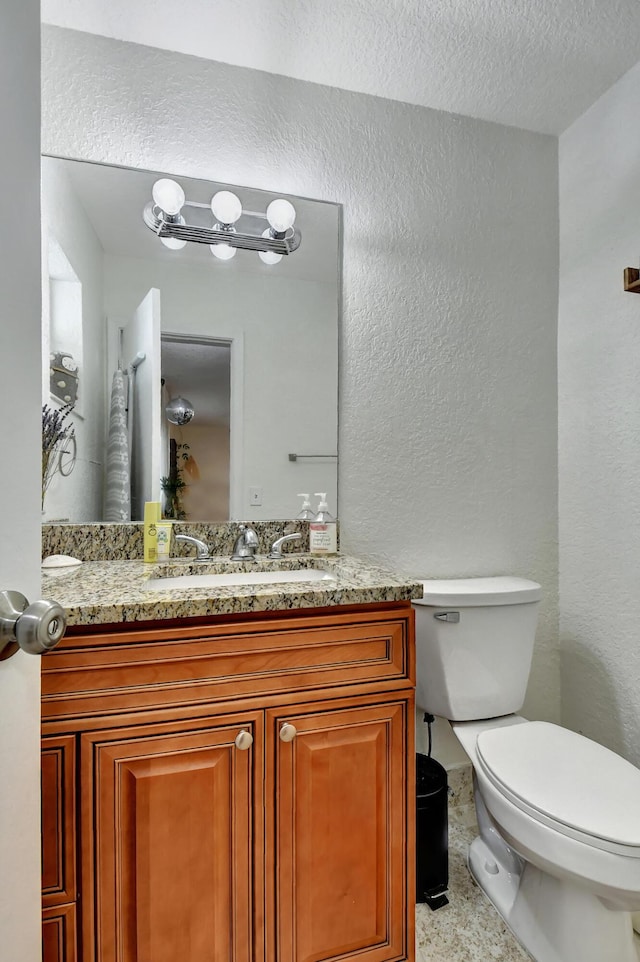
left=42, top=0, right=640, bottom=134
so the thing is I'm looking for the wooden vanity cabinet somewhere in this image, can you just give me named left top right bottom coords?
left=41, top=603, right=415, bottom=962
left=42, top=734, right=77, bottom=962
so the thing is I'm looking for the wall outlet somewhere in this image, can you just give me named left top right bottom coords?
left=249, top=486, right=263, bottom=506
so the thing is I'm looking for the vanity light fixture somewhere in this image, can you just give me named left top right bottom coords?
left=144, top=178, right=301, bottom=263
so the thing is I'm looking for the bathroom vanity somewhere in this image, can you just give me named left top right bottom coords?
left=40, top=555, right=421, bottom=962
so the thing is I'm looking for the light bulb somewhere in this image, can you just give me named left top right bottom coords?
left=259, top=229, right=283, bottom=265
left=210, top=243, right=237, bottom=260
left=161, top=236, right=187, bottom=250
left=211, top=190, right=242, bottom=225
left=152, top=178, right=185, bottom=216
left=259, top=249, right=283, bottom=265
left=267, top=198, right=296, bottom=233
left=160, top=214, right=187, bottom=249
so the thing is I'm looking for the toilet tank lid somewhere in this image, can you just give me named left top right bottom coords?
left=413, top=576, right=541, bottom=607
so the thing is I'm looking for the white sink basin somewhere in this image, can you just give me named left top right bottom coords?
left=145, top=568, right=337, bottom=591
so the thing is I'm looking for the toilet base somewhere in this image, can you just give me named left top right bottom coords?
left=469, top=835, right=640, bottom=962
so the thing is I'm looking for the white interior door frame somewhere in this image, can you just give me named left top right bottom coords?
left=228, top=333, right=245, bottom=520
left=0, top=2, right=44, bottom=959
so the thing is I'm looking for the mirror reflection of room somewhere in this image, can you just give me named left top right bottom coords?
left=41, top=156, right=340, bottom=524
left=161, top=335, right=231, bottom=522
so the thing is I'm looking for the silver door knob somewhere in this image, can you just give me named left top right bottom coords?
left=279, top=723, right=297, bottom=743
left=0, top=590, right=67, bottom=659
left=234, top=730, right=253, bottom=751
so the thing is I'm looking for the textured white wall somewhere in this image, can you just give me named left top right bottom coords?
left=559, top=61, right=640, bottom=766
left=41, top=159, right=106, bottom=521
left=42, top=26, right=560, bottom=724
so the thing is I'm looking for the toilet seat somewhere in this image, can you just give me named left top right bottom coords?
left=476, top=721, right=640, bottom=857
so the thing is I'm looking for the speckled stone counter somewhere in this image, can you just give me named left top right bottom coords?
left=42, top=520, right=315, bottom=562
left=43, top=554, right=423, bottom=627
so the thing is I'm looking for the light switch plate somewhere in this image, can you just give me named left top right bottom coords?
left=249, top=486, right=263, bottom=506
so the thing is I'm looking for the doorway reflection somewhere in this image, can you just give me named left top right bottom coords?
left=161, top=335, right=231, bottom=521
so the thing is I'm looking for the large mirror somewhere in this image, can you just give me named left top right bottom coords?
left=41, top=156, right=340, bottom=523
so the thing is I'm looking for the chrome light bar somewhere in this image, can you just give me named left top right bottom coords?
left=143, top=201, right=302, bottom=254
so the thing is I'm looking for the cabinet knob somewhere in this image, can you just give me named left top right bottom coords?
left=235, top=730, right=253, bottom=751
left=279, top=723, right=297, bottom=743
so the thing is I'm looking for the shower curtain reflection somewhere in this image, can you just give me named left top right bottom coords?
left=104, top=369, right=131, bottom=521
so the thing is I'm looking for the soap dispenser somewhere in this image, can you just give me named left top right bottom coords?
left=296, top=493, right=314, bottom=521
left=309, top=493, right=337, bottom=554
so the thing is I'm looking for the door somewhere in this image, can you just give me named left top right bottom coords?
left=82, top=713, right=262, bottom=962
left=267, top=699, right=410, bottom=962
left=120, top=289, right=162, bottom=520
left=0, top=2, right=45, bottom=960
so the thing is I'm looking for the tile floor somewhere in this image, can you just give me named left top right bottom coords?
left=416, top=765, right=640, bottom=962
left=415, top=765, right=531, bottom=961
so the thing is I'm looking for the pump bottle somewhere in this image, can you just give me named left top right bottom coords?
left=309, top=493, right=337, bottom=554
left=296, top=493, right=315, bottom=521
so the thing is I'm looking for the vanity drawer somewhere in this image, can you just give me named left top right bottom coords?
left=42, top=606, right=414, bottom=719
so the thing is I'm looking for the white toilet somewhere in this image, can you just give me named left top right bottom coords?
left=413, top=576, right=640, bottom=962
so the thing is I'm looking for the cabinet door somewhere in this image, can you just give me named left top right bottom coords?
left=42, top=734, right=76, bottom=907
left=267, top=698, right=412, bottom=962
left=43, top=904, right=77, bottom=962
left=81, top=713, right=262, bottom=962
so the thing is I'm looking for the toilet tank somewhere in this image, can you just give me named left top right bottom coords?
left=412, top=577, right=541, bottom=721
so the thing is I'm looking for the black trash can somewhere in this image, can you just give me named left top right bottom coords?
left=416, top=752, right=448, bottom=907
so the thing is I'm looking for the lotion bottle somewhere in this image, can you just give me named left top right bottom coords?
left=143, top=501, right=161, bottom=563
left=309, top=493, right=337, bottom=555
left=155, top=521, right=173, bottom=561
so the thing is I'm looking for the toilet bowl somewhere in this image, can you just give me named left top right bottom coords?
left=413, top=577, right=640, bottom=962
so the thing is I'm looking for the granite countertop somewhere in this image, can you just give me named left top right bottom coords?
left=42, top=554, right=424, bottom=627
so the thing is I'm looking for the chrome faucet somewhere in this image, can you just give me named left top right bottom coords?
left=231, top=524, right=260, bottom=562
left=268, top=532, right=302, bottom=559
left=175, top=534, right=210, bottom=560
